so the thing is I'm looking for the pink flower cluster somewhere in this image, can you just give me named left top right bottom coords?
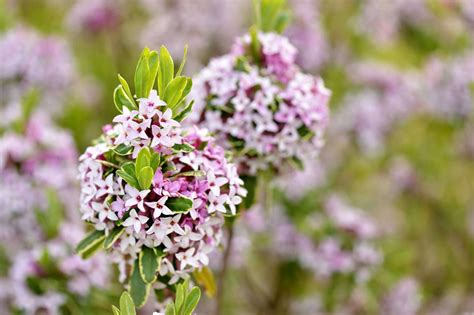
left=381, top=278, right=421, bottom=315
left=79, top=90, right=246, bottom=285
left=0, top=28, right=74, bottom=112
left=0, top=114, right=110, bottom=313
left=237, top=196, right=382, bottom=283
left=0, top=114, right=77, bottom=250
left=190, top=32, right=331, bottom=174
left=1, top=223, right=109, bottom=314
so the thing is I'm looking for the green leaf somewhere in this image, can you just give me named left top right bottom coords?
left=249, top=25, right=261, bottom=63
left=138, top=166, right=154, bottom=190
left=193, top=267, right=216, bottom=297
left=35, top=188, right=64, bottom=239
left=173, top=100, right=194, bottom=122
left=135, top=48, right=151, bottom=98
left=241, top=176, right=257, bottom=209
left=114, top=144, right=133, bottom=156
left=76, top=230, right=105, bottom=258
left=135, top=147, right=151, bottom=178
left=81, top=235, right=105, bottom=259
left=129, top=260, right=151, bottom=308
left=114, top=85, right=137, bottom=113
left=104, top=226, right=125, bottom=249
left=163, top=76, right=188, bottom=110
left=150, top=152, right=161, bottom=171
left=175, top=45, right=188, bottom=77
left=182, top=287, right=201, bottom=315
left=112, top=305, right=121, bottom=315
left=120, top=291, right=136, bottom=315
left=146, top=50, right=159, bottom=96
left=165, top=302, right=176, bottom=315
left=139, top=247, right=160, bottom=284
left=158, top=46, right=174, bottom=97
left=175, top=283, right=185, bottom=313
left=165, top=197, right=193, bottom=213
left=118, top=74, right=134, bottom=101
left=117, top=162, right=140, bottom=189
left=172, top=143, right=195, bottom=153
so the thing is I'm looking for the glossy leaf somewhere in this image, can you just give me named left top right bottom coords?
left=76, top=230, right=105, bottom=258
left=129, top=260, right=150, bottom=308
left=138, top=166, right=154, bottom=190
left=182, top=287, right=201, bottom=315
left=139, top=247, right=160, bottom=284
left=104, top=226, right=125, bottom=249
left=165, top=197, right=193, bottom=213
left=158, top=46, right=174, bottom=97
left=119, top=291, right=136, bottom=315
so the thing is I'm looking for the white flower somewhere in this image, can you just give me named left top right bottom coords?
left=124, top=185, right=150, bottom=213
left=207, top=171, right=228, bottom=195
left=122, top=209, right=149, bottom=234
left=148, top=196, right=173, bottom=218
left=208, top=192, right=227, bottom=214
left=176, top=248, right=199, bottom=270
left=174, top=226, right=202, bottom=248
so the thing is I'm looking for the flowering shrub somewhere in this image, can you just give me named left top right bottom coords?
left=77, top=46, right=246, bottom=307
left=189, top=8, right=331, bottom=175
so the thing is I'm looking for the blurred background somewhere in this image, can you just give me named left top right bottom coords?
left=0, top=0, right=473, bottom=314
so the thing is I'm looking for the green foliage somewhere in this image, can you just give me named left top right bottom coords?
left=165, top=197, right=193, bottom=213
left=104, top=226, right=125, bottom=249
left=252, top=0, right=290, bottom=33
left=117, top=162, right=140, bottom=189
left=35, top=189, right=64, bottom=239
left=110, top=291, right=136, bottom=315
left=139, top=247, right=161, bottom=284
left=129, top=260, right=151, bottom=308
left=164, top=280, right=202, bottom=315
left=76, top=230, right=105, bottom=259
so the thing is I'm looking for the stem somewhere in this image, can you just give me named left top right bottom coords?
left=215, top=223, right=234, bottom=315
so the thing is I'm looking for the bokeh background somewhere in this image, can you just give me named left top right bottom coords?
left=0, top=0, right=473, bottom=314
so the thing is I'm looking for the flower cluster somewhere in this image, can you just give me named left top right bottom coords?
left=233, top=195, right=382, bottom=284
left=334, top=62, right=419, bottom=154
left=190, top=32, right=331, bottom=174
left=0, top=112, right=110, bottom=313
left=0, top=223, right=110, bottom=315
left=78, top=87, right=246, bottom=292
left=0, top=27, right=74, bottom=113
left=0, top=113, right=77, bottom=250
left=381, top=278, right=421, bottom=315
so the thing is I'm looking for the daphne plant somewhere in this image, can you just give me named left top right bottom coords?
left=189, top=0, right=331, bottom=179
left=112, top=280, right=201, bottom=315
left=77, top=46, right=246, bottom=308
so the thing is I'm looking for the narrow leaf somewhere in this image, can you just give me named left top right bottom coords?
left=173, top=100, right=194, bottom=122
left=163, top=76, right=188, bottom=109
left=135, top=147, right=151, bottom=178
left=175, top=45, right=188, bottom=77
left=114, top=85, right=136, bottom=113
left=120, top=291, right=136, bottom=315
left=118, top=74, right=134, bottom=103
left=138, top=166, right=154, bottom=190
left=158, top=46, right=174, bottom=97
left=172, top=143, right=195, bottom=153
left=150, top=153, right=161, bottom=171
left=104, top=226, right=125, bottom=249
left=146, top=51, right=159, bottom=96
left=129, top=260, right=151, bottom=308
left=175, top=283, right=185, bottom=313
left=165, top=302, right=176, bottom=315
left=135, top=48, right=151, bottom=98
left=182, top=287, right=201, bottom=315
left=114, top=144, right=133, bottom=156
left=139, top=247, right=160, bottom=284
left=76, top=230, right=105, bottom=258
left=165, top=197, right=193, bottom=213
left=112, top=305, right=121, bottom=315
